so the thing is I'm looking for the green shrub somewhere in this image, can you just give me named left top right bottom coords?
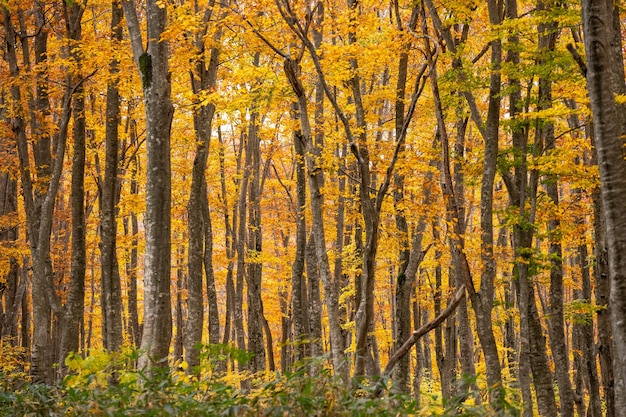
left=0, top=346, right=519, bottom=416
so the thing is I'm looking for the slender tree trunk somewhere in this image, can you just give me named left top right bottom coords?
left=99, top=0, right=123, bottom=355
left=174, top=254, right=185, bottom=362
left=60, top=0, right=87, bottom=377
left=535, top=7, right=575, bottom=414
left=290, top=102, right=310, bottom=363
left=246, top=90, right=266, bottom=373
left=424, top=0, right=505, bottom=406
left=185, top=0, right=224, bottom=369
left=0, top=173, right=20, bottom=343
left=4, top=2, right=77, bottom=382
left=283, top=57, right=346, bottom=379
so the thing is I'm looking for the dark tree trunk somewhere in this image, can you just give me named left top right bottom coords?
left=185, top=0, right=224, bottom=369
left=0, top=172, right=21, bottom=343
left=60, top=0, right=87, bottom=377
left=246, top=97, right=266, bottom=373
left=290, top=102, right=310, bottom=363
left=424, top=0, right=505, bottom=406
left=535, top=7, right=575, bottom=413
left=99, top=0, right=123, bottom=355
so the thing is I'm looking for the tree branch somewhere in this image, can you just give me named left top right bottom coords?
left=373, top=284, right=466, bottom=396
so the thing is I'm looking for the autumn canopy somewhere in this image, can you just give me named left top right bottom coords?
left=1, top=0, right=625, bottom=415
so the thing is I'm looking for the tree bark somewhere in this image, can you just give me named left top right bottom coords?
left=122, top=0, right=174, bottom=370
left=60, top=0, right=88, bottom=377
left=290, top=102, right=310, bottom=363
left=99, top=0, right=124, bottom=355
left=185, top=0, right=224, bottom=370
left=582, top=0, right=626, bottom=412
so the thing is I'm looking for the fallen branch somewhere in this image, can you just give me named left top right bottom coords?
left=373, top=284, right=466, bottom=397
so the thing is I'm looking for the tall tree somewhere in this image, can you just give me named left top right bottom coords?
left=424, top=0, right=505, bottom=407
left=122, top=0, right=174, bottom=370
left=59, top=0, right=88, bottom=376
left=581, top=0, right=626, bottom=413
left=185, top=0, right=225, bottom=370
left=99, top=0, right=124, bottom=355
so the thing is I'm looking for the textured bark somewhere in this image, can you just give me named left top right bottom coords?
left=528, top=287, right=559, bottom=416
left=122, top=0, right=174, bottom=370
left=125, top=171, right=141, bottom=347
left=4, top=2, right=78, bottom=382
left=434, top=255, right=453, bottom=401
left=574, top=242, right=603, bottom=417
left=185, top=0, right=223, bottom=369
left=390, top=3, right=429, bottom=393
left=582, top=0, right=626, bottom=412
left=592, top=165, right=614, bottom=417
left=60, top=0, right=88, bottom=377
left=502, top=1, right=532, bottom=412
left=345, top=0, right=379, bottom=377
left=203, top=187, right=220, bottom=348
left=454, top=103, right=478, bottom=401
left=290, top=103, right=310, bottom=363
left=234, top=126, right=250, bottom=376
left=246, top=97, right=266, bottom=373
left=99, top=0, right=123, bottom=355
left=174, top=258, right=184, bottom=362
left=305, top=234, right=324, bottom=358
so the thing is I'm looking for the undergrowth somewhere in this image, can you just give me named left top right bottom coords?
left=0, top=345, right=519, bottom=416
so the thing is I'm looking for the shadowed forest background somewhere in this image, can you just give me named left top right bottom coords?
left=2, top=0, right=626, bottom=415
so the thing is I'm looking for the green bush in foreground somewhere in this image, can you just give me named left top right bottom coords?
left=0, top=346, right=518, bottom=416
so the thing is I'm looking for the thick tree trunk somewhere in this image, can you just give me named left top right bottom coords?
left=582, top=1, right=626, bottom=413
left=123, top=0, right=174, bottom=370
left=592, top=162, right=614, bottom=417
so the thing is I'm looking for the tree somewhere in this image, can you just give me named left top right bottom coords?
left=582, top=0, right=626, bottom=413
left=122, top=0, right=174, bottom=370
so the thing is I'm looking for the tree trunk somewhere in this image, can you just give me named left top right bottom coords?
left=60, top=0, right=88, bottom=377
left=122, top=0, right=174, bottom=370
left=290, top=102, right=310, bottom=363
left=283, top=57, right=346, bottom=379
left=185, top=0, right=224, bottom=369
left=0, top=172, right=21, bottom=343
left=99, top=0, right=124, bottom=355
left=246, top=92, right=266, bottom=374
left=4, top=2, right=77, bottom=382
left=535, top=7, right=575, bottom=413
left=424, top=0, right=505, bottom=406
left=582, top=1, right=626, bottom=413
